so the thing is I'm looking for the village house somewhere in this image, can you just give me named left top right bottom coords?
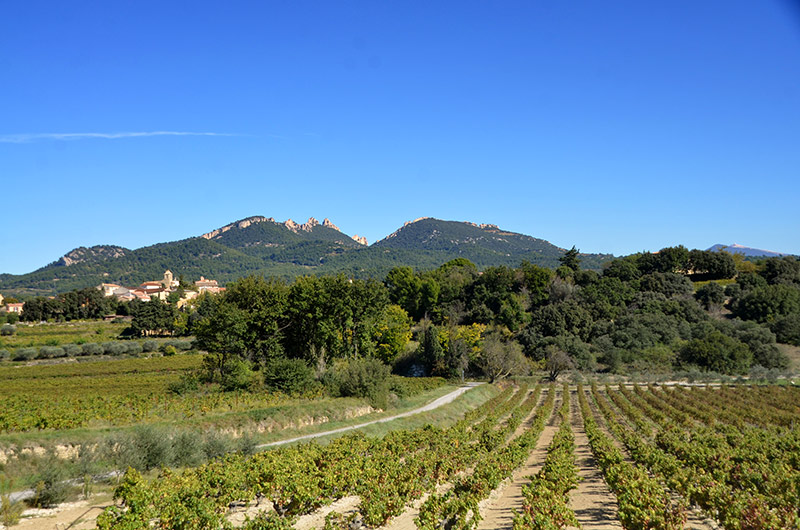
left=5, top=303, right=24, bottom=314
left=195, top=276, right=225, bottom=294
left=96, top=270, right=222, bottom=303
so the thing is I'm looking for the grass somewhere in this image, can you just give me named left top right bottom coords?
left=0, top=320, right=128, bottom=350
left=692, top=278, right=736, bottom=290
left=290, top=383, right=498, bottom=446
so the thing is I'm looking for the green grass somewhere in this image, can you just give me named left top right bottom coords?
left=288, top=383, right=498, bottom=446
left=692, top=278, right=736, bottom=290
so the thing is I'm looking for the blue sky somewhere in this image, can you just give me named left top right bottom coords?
left=2, top=1, right=799, bottom=275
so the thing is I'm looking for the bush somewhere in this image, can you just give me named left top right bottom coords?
left=162, top=345, right=177, bottom=356
left=171, top=431, right=204, bottom=467
left=62, top=344, right=81, bottom=357
left=262, top=358, right=318, bottom=395
left=172, top=340, right=193, bottom=351
left=324, top=358, right=391, bottom=409
left=38, top=346, right=65, bottom=359
left=679, top=330, right=752, bottom=375
left=121, top=426, right=174, bottom=471
left=106, top=342, right=128, bottom=356
left=220, top=358, right=259, bottom=391
left=771, top=314, right=800, bottom=346
left=0, top=349, right=10, bottom=361
left=32, top=458, right=69, bottom=508
left=0, top=324, right=16, bottom=336
left=142, top=340, right=158, bottom=352
left=125, top=342, right=143, bottom=355
left=13, top=348, right=37, bottom=361
left=202, top=430, right=231, bottom=461
left=101, top=342, right=116, bottom=354
left=81, top=342, right=104, bottom=356
left=168, top=372, right=201, bottom=395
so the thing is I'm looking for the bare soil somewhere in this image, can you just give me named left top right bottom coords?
left=474, top=390, right=560, bottom=530
left=567, top=389, right=623, bottom=530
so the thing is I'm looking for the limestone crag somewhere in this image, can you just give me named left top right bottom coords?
left=56, top=246, right=129, bottom=267
left=322, top=218, right=341, bottom=231
left=351, top=235, right=368, bottom=245
left=201, top=216, right=274, bottom=239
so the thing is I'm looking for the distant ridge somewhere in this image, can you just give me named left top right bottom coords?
left=0, top=216, right=611, bottom=296
left=707, top=243, right=789, bottom=258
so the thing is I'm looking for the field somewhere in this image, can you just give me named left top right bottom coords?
left=0, top=320, right=129, bottom=350
left=81, top=381, right=800, bottom=530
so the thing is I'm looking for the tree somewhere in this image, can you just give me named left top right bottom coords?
left=479, top=331, right=530, bottom=382
left=544, top=346, right=574, bottom=382
left=695, top=282, right=725, bottom=310
left=130, top=299, right=177, bottom=336
left=734, top=284, right=800, bottom=323
left=373, top=305, right=412, bottom=363
left=679, top=330, right=752, bottom=374
left=559, top=246, right=581, bottom=272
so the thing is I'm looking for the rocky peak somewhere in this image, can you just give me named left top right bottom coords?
left=284, top=217, right=321, bottom=233
left=351, top=235, right=368, bottom=246
left=56, top=245, right=128, bottom=267
left=201, top=216, right=274, bottom=239
left=322, top=218, right=341, bottom=231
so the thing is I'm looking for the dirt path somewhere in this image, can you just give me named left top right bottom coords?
left=2, top=497, right=114, bottom=530
left=257, top=382, right=484, bottom=449
left=567, top=388, right=623, bottom=530
left=474, top=388, right=560, bottom=530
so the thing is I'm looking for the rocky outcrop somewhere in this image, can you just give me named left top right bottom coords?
left=322, top=218, right=340, bottom=231
left=351, top=235, right=368, bottom=246
left=201, top=216, right=274, bottom=239
left=56, top=246, right=128, bottom=267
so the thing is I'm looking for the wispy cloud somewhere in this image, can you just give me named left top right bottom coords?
left=0, top=131, right=239, bottom=143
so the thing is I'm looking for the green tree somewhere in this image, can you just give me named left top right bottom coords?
left=679, top=330, right=752, bottom=374
left=130, top=299, right=177, bottom=336
left=559, top=246, right=581, bottom=272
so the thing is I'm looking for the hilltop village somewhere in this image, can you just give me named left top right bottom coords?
left=97, top=270, right=224, bottom=307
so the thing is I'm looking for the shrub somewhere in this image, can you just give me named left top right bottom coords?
left=168, top=372, right=201, bottom=395
left=324, top=358, right=391, bottom=409
left=62, top=344, right=81, bottom=357
left=0, top=324, right=16, bottom=336
left=202, top=430, right=231, bottom=460
left=13, top=348, right=37, bottom=361
left=771, top=314, right=800, bottom=346
left=101, top=342, right=116, bottom=354
left=32, top=458, right=69, bottom=508
left=171, top=431, right=204, bottom=467
left=106, top=342, right=128, bottom=356
left=142, top=340, right=158, bottom=352
left=0, top=349, right=10, bottom=361
left=125, top=342, right=143, bottom=355
left=262, top=358, right=318, bottom=395
left=162, top=345, right=177, bottom=356
left=220, top=358, right=259, bottom=391
left=38, top=346, right=65, bottom=359
left=121, top=426, right=174, bottom=471
left=172, top=340, right=193, bottom=351
left=81, top=342, right=104, bottom=356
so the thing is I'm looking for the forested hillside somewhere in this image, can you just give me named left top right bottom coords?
left=0, top=217, right=612, bottom=296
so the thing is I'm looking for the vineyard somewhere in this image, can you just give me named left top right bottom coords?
left=0, top=357, right=447, bottom=436
left=91, top=382, right=800, bottom=530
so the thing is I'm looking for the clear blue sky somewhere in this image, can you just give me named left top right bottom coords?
left=2, top=1, right=799, bottom=275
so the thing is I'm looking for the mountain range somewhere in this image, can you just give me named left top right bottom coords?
left=0, top=216, right=618, bottom=297
left=706, top=243, right=789, bottom=258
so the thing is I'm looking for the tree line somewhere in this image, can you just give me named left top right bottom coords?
left=16, top=248, right=800, bottom=383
